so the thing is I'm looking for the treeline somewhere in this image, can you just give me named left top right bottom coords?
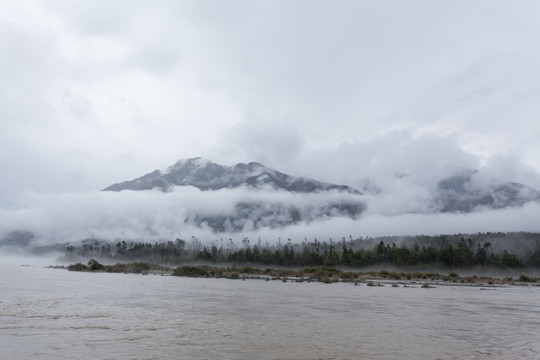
left=63, top=232, right=540, bottom=269
left=199, top=238, right=532, bottom=268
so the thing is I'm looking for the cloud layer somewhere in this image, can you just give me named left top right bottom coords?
left=1, top=186, right=539, bottom=247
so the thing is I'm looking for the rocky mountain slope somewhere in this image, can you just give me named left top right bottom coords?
left=104, top=157, right=360, bottom=194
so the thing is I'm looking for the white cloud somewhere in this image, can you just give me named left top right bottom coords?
left=0, top=187, right=363, bottom=244
left=287, top=132, right=480, bottom=191
left=1, top=186, right=539, bottom=247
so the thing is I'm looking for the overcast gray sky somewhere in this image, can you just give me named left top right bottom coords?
left=1, top=1, right=540, bottom=229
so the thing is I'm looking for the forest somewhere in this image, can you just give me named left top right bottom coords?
left=62, top=232, right=540, bottom=269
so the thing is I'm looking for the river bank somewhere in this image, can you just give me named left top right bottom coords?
left=53, top=260, right=540, bottom=287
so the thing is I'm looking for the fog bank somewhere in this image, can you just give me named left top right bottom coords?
left=1, top=187, right=539, bottom=247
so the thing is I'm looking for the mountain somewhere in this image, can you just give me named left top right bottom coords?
left=101, top=158, right=540, bottom=232
left=103, top=158, right=365, bottom=231
left=104, top=157, right=360, bottom=194
left=436, top=171, right=540, bottom=213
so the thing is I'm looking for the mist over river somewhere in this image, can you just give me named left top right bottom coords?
left=1, top=263, right=539, bottom=360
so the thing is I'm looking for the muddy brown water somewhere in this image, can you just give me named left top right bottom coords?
left=1, top=264, right=539, bottom=359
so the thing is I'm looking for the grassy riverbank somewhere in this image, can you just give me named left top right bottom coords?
left=57, top=259, right=540, bottom=287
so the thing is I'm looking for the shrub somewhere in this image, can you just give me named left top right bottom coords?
left=133, top=262, right=151, bottom=273
left=88, top=259, right=104, bottom=271
left=278, top=269, right=294, bottom=277
left=519, top=274, right=535, bottom=282
left=67, top=263, right=88, bottom=271
left=239, top=266, right=257, bottom=274
left=173, top=265, right=209, bottom=277
left=340, top=272, right=357, bottom=280
left=107, top=263, right=128, bottom=273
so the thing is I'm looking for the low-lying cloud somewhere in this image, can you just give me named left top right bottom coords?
left=1, top=185, right=540, bottom=249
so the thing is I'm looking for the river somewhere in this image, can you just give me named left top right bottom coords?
left=1, top=262, right=539, bottom=359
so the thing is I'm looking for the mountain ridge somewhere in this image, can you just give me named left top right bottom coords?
left=435, top=171, right=540, bottom=213
left=104, top=157, right=361, bottom=194
left=102, top=158, right=366, bottom=230
left=101, top=158, right=540, bottom=232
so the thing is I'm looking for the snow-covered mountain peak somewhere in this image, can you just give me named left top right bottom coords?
left=164, top=157, right=211, bottom=174
left=104, top=158, right=360, bottom=194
